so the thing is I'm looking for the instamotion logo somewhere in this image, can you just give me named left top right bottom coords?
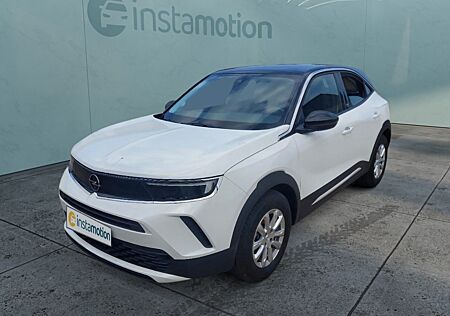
left=87, top=0, right=273, bottom=39
left=88, top=0, right=128, bottom=37
left=68, top=211, right=76, bottom=228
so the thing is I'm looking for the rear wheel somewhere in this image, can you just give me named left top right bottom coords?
left=354, top=135, right=388, bottom=188
left=231, top=190, right=291, bottom=282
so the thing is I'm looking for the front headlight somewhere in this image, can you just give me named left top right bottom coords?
left=145, top=178, right=219, bottom=202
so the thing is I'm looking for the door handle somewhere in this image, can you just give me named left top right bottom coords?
left=372, top=112, right=380, bottom=119
left=342, top=126, right=353, bottom=135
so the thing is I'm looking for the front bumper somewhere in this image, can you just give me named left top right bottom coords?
left=59, top=168, right=247, bottom=282
left=65, top=225, right=188, bottom=283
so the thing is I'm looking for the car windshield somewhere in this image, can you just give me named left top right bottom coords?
left=160, top=73, right=302, bottom=130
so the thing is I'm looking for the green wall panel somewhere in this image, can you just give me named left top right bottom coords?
left=365, top=0, right=450, bottom=127
left=84, top=0, right=366, bottom=130
left=1, top=0, right=449, bottom=175
left=0, top=0, right=91, bottom=175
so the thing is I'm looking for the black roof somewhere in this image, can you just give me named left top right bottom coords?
left=214, top=64, right=373, bottom=86
left=215, top=64, right=331, bottom=75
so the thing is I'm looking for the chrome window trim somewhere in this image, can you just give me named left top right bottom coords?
left=279, top=67, right=367, bottom=138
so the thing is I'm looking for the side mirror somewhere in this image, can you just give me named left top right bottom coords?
left=165, top=100, right=176, bottom=110
left=297, top=110, right=339, bottom=134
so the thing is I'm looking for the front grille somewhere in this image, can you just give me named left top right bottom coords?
left=60, top=191, right=145, bottom=233
left=76, top=232, right=173, bottom=272
left=70, top=158, right=153, bottom=201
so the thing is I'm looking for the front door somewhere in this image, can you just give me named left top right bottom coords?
left=293, top=72, right=357, bottom=200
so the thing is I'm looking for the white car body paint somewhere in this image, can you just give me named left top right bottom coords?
left=72, top=116, right=288, bottom=179
left=60, top=65, right=390, bottom=283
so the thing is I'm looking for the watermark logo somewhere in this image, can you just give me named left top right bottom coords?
left=68, top=211, right=76, bottom=228
left=87, top=0, right=273, bottom=39
left=87, top=0, right=128, bottom=37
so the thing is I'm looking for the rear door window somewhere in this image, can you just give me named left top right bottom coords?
left=341, top=73, right=368, bottom=107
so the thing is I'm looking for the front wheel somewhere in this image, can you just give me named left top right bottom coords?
left=231, top=190, right=291, bottom=282
left=354, top=135, right=388, bottom=188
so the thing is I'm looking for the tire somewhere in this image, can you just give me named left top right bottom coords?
left=354, top=135, right=389, bottom=188
left=231, top=190, right=291, bottom=282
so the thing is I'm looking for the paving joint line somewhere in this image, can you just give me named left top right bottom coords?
left=0, top=246, right=67, bottom=276
left=63, top=243, right=235, bottom=315
left=330, top=198, right=416, bottom=217
left=392, top=134, right=450, bottom=142
left=347, top=165, right=450, bottom=315
left=387, top=156, right=450, bottom=166
left=159, top=284, right=236, bottom=316
left=3, top=226, right=232, bottom=315
left=417, top=215, right=450, bottom=225
left=0, top=218, right=71, bottom=248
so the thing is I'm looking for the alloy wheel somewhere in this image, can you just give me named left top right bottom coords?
left=374, top=143, right=386, bottom=179
left=252, top=209, right=285, bottom=268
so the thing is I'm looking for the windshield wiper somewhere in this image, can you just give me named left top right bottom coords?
left=183, top=119, right=215, bottom=128
left=187, top=121, right=212, bottom=128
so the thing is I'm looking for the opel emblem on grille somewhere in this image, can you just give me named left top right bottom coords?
left=89, top=174, right=101, bottom=192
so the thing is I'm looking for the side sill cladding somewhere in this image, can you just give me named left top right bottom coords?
left=294, top=122, right=390, bottom=221
left=228, top=122, right=390, bottom=256
left=229, top=171, right=300, bottom=254
left=296, top=161, right=370, bottom=221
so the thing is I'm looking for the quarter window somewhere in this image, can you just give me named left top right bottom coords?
left=341, top=74, right=367, bottom=107
left=302, top=73, right=343, bottom=118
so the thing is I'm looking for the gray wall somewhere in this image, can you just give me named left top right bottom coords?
left=1, top=0, right=450, bottom=175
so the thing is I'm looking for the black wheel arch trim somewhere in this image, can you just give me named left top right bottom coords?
left=380, top=120, right=391, bottom=143
left=229, top=171, right=300, bottom=257
left=372, top=120, right=391, bottom=158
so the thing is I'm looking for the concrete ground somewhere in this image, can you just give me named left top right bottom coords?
left=1, top=124, right=449, bottom=316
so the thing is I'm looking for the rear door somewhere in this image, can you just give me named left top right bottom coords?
left=338, top=71, right=381, bottom=162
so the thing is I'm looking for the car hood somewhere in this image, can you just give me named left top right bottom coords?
left=72, top=115, right=289, bottom=179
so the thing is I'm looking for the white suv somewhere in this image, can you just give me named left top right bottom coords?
left=60, top=64, right=390, bottom=283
